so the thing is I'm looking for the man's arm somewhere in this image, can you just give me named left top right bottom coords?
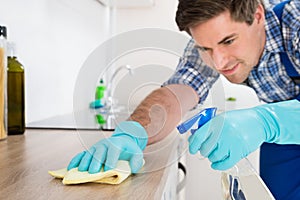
left=129, top=84, right=199, bottom=145
left=67, top=84, right=198, bottom=174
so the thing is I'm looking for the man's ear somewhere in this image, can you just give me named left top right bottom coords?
left=254, top=4, right=265, bottom=25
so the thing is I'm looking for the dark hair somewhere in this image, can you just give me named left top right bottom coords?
left=176, top=0, right=265, bottom=34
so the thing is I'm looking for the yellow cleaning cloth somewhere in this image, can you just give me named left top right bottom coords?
left=49, top=160, right=136, bottom=185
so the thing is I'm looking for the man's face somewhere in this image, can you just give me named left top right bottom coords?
left=190, top=5, right=266, bottom=84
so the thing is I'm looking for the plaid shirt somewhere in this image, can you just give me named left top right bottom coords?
left=268, top=0, right=284, bottom=6
left=164, top=0, right=300, bottom=103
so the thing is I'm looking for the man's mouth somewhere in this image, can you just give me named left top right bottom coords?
left=220, top=63, right=239, bottom=76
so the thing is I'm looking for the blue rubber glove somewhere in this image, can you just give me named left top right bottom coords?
left=67, top=121, right=148, bottom=174
left=189, top=99, right=300, bottom=171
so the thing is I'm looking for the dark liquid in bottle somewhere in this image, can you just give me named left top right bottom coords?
left=8, top=58, right=25, bottom=135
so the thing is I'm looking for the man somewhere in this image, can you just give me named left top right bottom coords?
left=68, top=0, right=300, bottom=199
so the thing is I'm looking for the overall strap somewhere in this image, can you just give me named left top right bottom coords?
left=273, top=1, right=300, bottom=100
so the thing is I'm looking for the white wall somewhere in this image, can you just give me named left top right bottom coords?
left=0, top=0, right=110, bottom=123
left=0, top=0, right=181, bottom=124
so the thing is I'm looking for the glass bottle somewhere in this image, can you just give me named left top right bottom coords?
left=7, top=42, right=25, bottom=135
left=0, top=25, right=7, bottom=140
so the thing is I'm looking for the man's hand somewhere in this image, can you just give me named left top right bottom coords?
left=189, top=100, right=300, bottom=170
left=67, top=121, right=148, bottom=174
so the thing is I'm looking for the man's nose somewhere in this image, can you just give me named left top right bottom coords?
left=211, top=48, right=228, bottom=70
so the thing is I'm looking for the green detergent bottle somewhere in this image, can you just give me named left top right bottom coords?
left=96, top=79, right=106, bottom=100
left=90, top=79, right=106, bottom=125
left=89, top=79, right=106, bottom=109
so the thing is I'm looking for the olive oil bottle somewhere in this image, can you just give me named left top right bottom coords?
left=7, top=42, right=25, bottom=134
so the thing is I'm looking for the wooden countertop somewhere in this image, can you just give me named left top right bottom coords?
left=0, top=129, right=181, bottom=200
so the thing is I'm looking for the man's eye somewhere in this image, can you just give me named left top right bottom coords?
left=224, top=39, right=234, bottom=45
left=198, top=47, right=209, bottom=52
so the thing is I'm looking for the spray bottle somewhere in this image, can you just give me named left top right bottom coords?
left=177, top=108, right=275, bottom=199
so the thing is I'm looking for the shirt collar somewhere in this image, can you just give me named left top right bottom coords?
left=263, top=9, right=286, bottom=53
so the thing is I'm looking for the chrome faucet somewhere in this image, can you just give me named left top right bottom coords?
left=106, top=64, right=134, bottom=99
left=100, top=64, right=134, bottom=131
